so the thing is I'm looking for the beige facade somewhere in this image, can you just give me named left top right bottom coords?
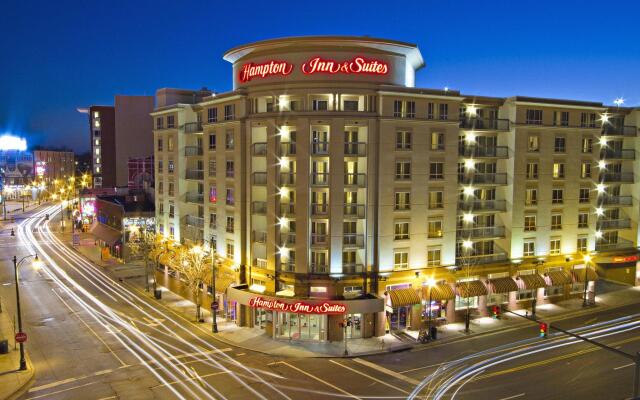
left=152, top=36, right=640, bottom=340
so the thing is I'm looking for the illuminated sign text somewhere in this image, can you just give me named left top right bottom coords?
left=249, top=296, right=346, bottom=314
left=239, top=61, right=293, bottom=83
left=301, top=56, right=389, bottom=76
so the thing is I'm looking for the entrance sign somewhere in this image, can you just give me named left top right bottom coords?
left=15, top=332, right=27, bottom=343
left=239, top=61, right=293, bottom=83
left=249, top=296, right=346, bottom=314
left=613, top=255, right=638, bottom=263
left=301, top=56, right=389, bottom=75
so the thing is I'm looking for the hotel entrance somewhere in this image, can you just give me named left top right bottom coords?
left=275, top=312, right=327, bottom=341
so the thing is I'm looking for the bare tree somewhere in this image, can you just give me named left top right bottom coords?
left=128, top=228, right=160, bottom=292
left=170, top=245, right=209, bottom=322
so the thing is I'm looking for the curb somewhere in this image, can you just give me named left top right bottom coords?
left=5, top=354, right=35, bottom=400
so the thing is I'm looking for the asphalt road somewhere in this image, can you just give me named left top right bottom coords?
left=1, top=203, right=639, bottom=399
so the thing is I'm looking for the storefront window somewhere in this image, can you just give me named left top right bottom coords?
left=516, top=289, right=535, bottom=301
left=487, top=292, right=508, bottom=305
left=276, top=313, right=327, bottom=341
left=346, top=314, right=363, bottom=339
left=455, top=296, right=478, bottom=310
left=544, top=285, right=563, bottom=297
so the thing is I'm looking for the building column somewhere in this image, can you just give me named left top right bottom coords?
left=478, top=295, right=489, bottom=317
left=446, top=300, right=456, bottom=323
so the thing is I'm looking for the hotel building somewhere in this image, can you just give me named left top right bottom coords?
left=152, top=36, right=640, bottom=342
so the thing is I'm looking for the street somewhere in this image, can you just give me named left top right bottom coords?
left=1, top=203, right=639, bottom=399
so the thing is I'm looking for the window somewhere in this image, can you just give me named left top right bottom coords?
left=429, top=162, right=444, bottom=180
left=428, top=220, right=443, bottom=238
left=226, top=216, right=234, bottom=233
left=158, top=182, right=163, bottom=195
left=553, top=162, right=565, bottom=179
left=549, top=238, right=561, bottom=255
left=581, top=162, right=591, bottom=178
left=226, top=189, right=234, bottom=205
left=560, top=111, right=569, bottom=127
left=224, top=104, right=235, bottom=120
left=158, top=160, right=163, bottom=173
left=577, top=236, right=588, bottom=252
left=396, top=131, right=411, bottom=150
left=208, top=160, right=216, bottom=175
left=395, top=161, right=411, bottom=180
left=209, top=134, right=216, bottom=150
left=226, top=161, right=234, bottom=178
left=225, top=131, right=234, bottom=150
left=167, top=137, right=174, bottom=151
left=526, top=162, right=538, bottom=179
left=427, top=102, right=435, bottom=119
left=394, top=221, right=409, bottom=240
left=312, top=99, right=328, bottom=111
left=168, top=160, right=174, bottom=173
left=209, top=186, right=217, bottom=203
left=156, top=117, right=164, bottom=129
left=427, top=246, right=441, bottom=266
left=157, top=138, right=163, bottom=151
left=439, top=103, right=449, bottom=120
left=578, top=212, right=589, bottom=228
left=525, top=188, right=538, bottom=206
left=167, top=115, right=175, bottom=128
left=431, top=132, right=445, bottom=150
left=209, top=213, right=217, bottom=228
left=528, top=136, right=539, bottom=152
left=551, top=214, right=562, bottom=230
left=580, top=112, right=597, bottom=128
left=393, top=250, right=409, bottom=269
left=393, top=100, right=415, bottom=118
left=343, top=100, right=358, bottom=111
left=226, top=242, right=234, bottom=259
left=579, top=188, right=590, bottom=203
left=208, top=107, right=218, bottom=123
left=429, top=191, right=443, bottom=209
left=582, top=137, right=593, bottom=153
left=552, top=188, right=564, bottom=204
left=523, top=240, right=535, bottom=257
left=169, top=204, right=175, bottom=218
left=394, top=192, right=410, bottom=210
left=168, top=182, right=174, bottom=196
left=554, top=137, right=566, bottom=153
left=406, top=101, right=416, bottom=118
left=525, top=109, right=543, bottom=125
left=524, top=215, right=536, bottom=231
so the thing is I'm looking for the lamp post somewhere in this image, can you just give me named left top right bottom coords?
left=12, top=254, right=43, bottom=371
left=426, top=278, right=436, bottom=339
left=462, top=239, right=474, bottom=334
left=210, top=243, right=218, bottom=333
left=583, top=254, right=592, bottom=307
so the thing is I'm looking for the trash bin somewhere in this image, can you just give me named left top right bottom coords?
left=0, top=339, right=8, bottom=354
left=154, top=289, right=162, bottom=300
left=430, top=326, right=438, bottom=340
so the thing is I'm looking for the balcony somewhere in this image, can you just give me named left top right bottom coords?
left=458, top=145, right=508, bottom=158
left=599, top=172, right=634, bottom=183
left=279, top=173, right=296, bottom=185
left=184, top=215, right=204, bottom=228
left=599, top=195, right=633, bottom=206
left=252, top=201, right=266, bottom=215
left=185, top=192, right=203, bottom=204
left=597, top=218, right=631, bottom=230
left=280, top=232, right=296, bottom=245
left=311, top=142, right=329, bottom=155
left=311, top=203, right=329, bottom=216
left=595, top=237, right=635, bottom=252
left=344, top=142, right=367, bottom=156
left=601, top=125, right=637, bottom=137
left=344, top=173, right=366, bottom=187
left=456, top=252, right=508, bottom=265
left=185, top=169, right=204, bottom=180
left=343, top=263, right=364, bottom=274
left=344, top=204, right=365, bottom=218
left=311, top=173, right=329, bottom=186
left=310, top=264, right=329, bottom=274
left=252, top=231, right=267, bottom=244
left=252, top=172, right=267, bottom=185
left=311, top=234, right=328, bottom=246
left=252, top=143, right=267, bottom=156
left=343, top=234, right=364, bottom=248
left=600, top=149, right=635, bottom=160
left=184, top=146, right=203, bottom=157
left=183, top=122, right=203, bottom=133
left=280, top=203, right=295, bottom=214
left=457, top=226, right=506, bottom=239
left=458, top=173, right=507, bottom=185
left=280, top=143, right=296, bottom=156
left=458, top=199, right=507, bottom=212
left=280, top=262, right=296, bottom=273
left=459, top=117, right=510, bottom=131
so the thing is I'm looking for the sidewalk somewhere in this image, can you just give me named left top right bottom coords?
left=0, top=308, right=34, bottom=400
left=63, top=232, right=640, bottom=358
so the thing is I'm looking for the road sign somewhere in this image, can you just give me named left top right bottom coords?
left=211, top=301, right=219, bottom=311
left=15, top=332, right=27, bottom=343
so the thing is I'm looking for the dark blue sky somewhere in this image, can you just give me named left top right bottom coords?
left=1, top=0, right=639, bottom=153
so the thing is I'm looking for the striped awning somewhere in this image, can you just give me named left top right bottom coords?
left=487, top=277, right=518, bottom=294
left=517, top=274, right=547, bottom=289
left=456, top=280, right=488, bottom=298
left=387, top=288, right=421, bottom=308
left=546, top=270, right=572, bottom=285
left=423, top=283, right=456, bottom=301
left=572, top=268, right=598, bottom=282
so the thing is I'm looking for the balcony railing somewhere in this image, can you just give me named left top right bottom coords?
left=184, top=146, right=203, bottom=156
left=311, top=234, right=328, bottom=246
left=458, top=173, right=507, bottom=185
left=458, top=145, right=509, bottom=158
left=183, top=122, right=203, bottom=133
left=601, top=125, right=637, bottom=137
left=185, top=192, right=203, bottom=204
left=344, top=142, right=367, bottom=156
left=458, top=199, right=507, bottom=212
left=280, top=203, right=295, bottom=214
left=600, top=149, right=635, bottom=160
left=595, top=238, right=635, bottom=252
left=311, top=203, right=328, bottom=216
left=280, top=143, right=296, bottom=156
left=253, top=231, right=267, bottom=243
left=252, top=143, right=267, bottom=156
left=456, top=252, right=508, bottom=265
left=252, top=201, right=266, bottom=215
left=343, top=234, right=364, bottom=247
left=596, top=218, right=631, bottom=230
left=457, top=226, right=505, bottom=238
left=279, top=173, right=296, bottom=185
left=599, top=195, right=633, bottom=206
left=185, top=169, right=204, bottom=180
left=252, top=172, right=267, bottom=185
left=280, top=262, right=296, bottom=273
left=344, top=173, right=366, bottom=187
left=280, top=232, right=296, bottom=245
left=311, top=142, right=329, bottom=155
left=459, top=117, right=510, bottom=131
left=184, top=215, right=204, bottom=228
left=599, top=172, right=634, bottom=183
left=311, top=173, right=329, bottom=186
left=344, top=204, right=365, bottom=218
left=343, top=263, right=364, bottom=274
left=310, top=264, right=329, bottom=274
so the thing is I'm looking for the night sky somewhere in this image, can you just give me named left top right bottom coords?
left=1, top=0, right=639, bottom=153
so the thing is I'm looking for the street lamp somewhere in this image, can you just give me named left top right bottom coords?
left=426, top=277, right=436, bottom=339
left=209, top=242, right=219, bottom=333
left=462, top=239, right=474, bottom=334
left=583, top=254, right=592, bottom=307
left=12, top=254, right=43, bottom=371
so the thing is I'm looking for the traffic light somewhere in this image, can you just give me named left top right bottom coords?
left=492, top=305, right=500, bottom=319
left=539, top=322, right=548, bottom=338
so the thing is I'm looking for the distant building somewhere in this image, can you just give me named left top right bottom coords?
left=128, top=155, right=154, bottom=191
left=0, top=149, right=34, bottom=187
left=80, top=95, right=154, bottom=188
left=32, top=149, right=75, bottom=185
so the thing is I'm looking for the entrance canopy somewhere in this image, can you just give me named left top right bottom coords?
left=423, top=283, right=455, bottom=301
left=487, top=277, right=518, bottom=293
left=387, top=288, right=421, bottom=308
left=517, top=274, right=547, bottom=289
left=456, top=280, right=488, bottom=298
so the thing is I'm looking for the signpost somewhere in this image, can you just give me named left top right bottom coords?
left=15, top=332, right=27, bottom=343
left=211, top=301, right=219, bottom=311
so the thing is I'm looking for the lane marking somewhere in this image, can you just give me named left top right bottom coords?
left=614, top=363, right=634, bottom=370
left=329, top=360, right=409, bottom=394
left=278, top=361, right=362, bottom=399
left=29, top=369, right=114, bottom=392
left=353, top=358, right=420, bottom=385
left=497, top=393, right=525, bottom=400
left=24, top=381, right=100, bottom=400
